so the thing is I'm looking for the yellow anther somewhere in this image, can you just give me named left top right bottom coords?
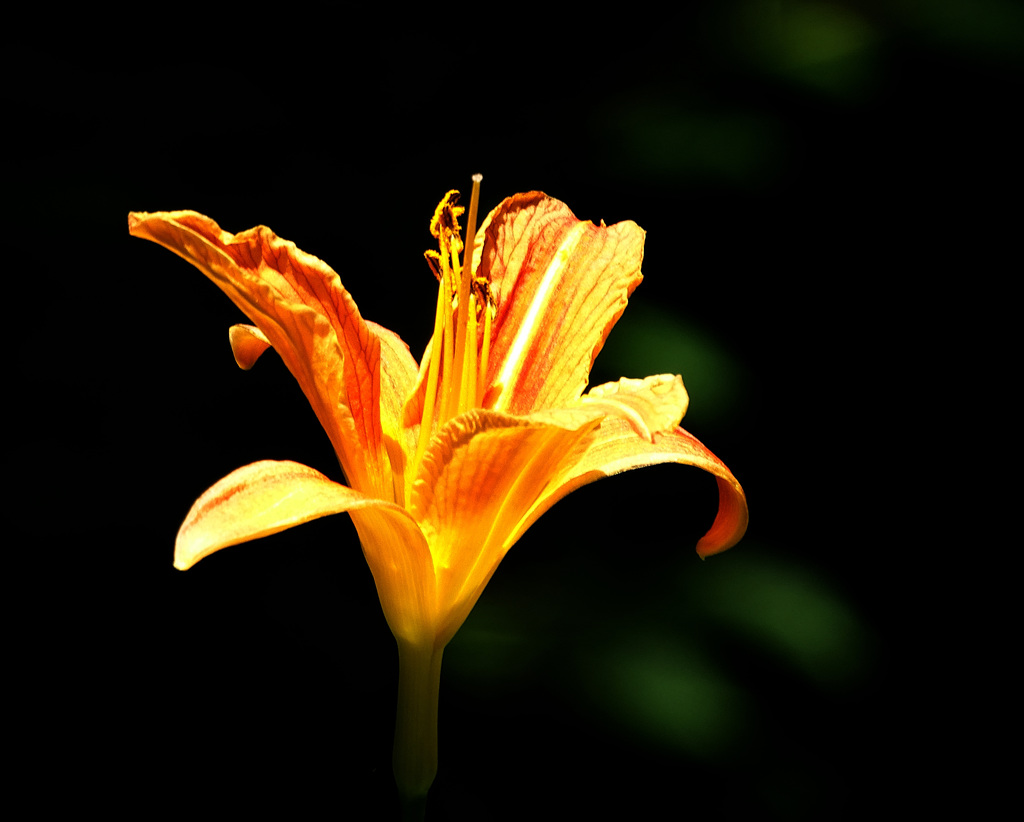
left=424, top=250, right=442, bottom=282
left=476, top=277, right=495, bottom=408
left=471, top=276, right=492, bottom=309
left=429, top=190, right=465, bottom=255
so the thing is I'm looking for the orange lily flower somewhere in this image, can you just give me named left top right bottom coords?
left=128, top=178, right=747, bottom=805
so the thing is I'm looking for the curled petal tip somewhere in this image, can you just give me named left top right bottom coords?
left=229, top=324, right=272, bottom=370
left=694, top=475, right=749, bottom=559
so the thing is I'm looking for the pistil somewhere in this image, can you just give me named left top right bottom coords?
left=449, top=174, right=482, bottom=419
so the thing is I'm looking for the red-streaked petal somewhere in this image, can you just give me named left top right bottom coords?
left=228, top=323, right=271, bottom=370
left=128, top=211, right=408, bottom=500
left=410, top=409, right=602, bottom=644
left=518, top=420, right=748, bottom=559
left=175, top=460, right=396, bottom=569
left=174, top=460, right=438, bottom=641
left=475, top=192, right=645, bottom=414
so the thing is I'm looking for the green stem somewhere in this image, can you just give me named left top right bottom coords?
left=393, top=638, right=444, bottom=818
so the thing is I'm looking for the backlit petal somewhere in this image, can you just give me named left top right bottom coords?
left=175, top=460, right=437, bottom=641
left=579, top=374, right=689, bottom=440
left=128, top=211, right=398, bottom=500
left=228, top=323, right=271, bottom=370
left=476, top=193, right=645, bottom=414
left=518, top=420, right=748, bottom=559
left=368, top=320, right=421, bottom=505
left=175, top=460, right=414, bottom=569
left=349, top=507, right=437, bottom=646
left=411, top=409, right=602, bottom=644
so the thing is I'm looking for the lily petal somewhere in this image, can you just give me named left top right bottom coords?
left=518, top=419, right=749, bottom=559
left=128, top=211, right=402, bottom=500
left=349, top=506, right=437, bottom=647
left=368, top=320, right=421, bottom=504
left=411, top=409, right=603, bottom=644
left=176, top=460, right=401, bottom=568
left=228, top=323, right=271, bottom=370
left=476, top=193, right=645, bottom=415
left=175, top=459, right=437, bottom=641
left=227, top=316, right=419, bottom=500
left=579, top=374, right=689, bottom=441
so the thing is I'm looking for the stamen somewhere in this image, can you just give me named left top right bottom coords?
left=413, top=265, right=449, bottom=487
left=439, top=273, right=455, bottom=421
left=412, top=176, right=486, bottom=489
left=477, top=283, right=494, bottom=407
left=462, top=292, right=479, bottom=415
left=423, top=250, right=441, bottom=282
left=415, top=191, right=463, bottom=482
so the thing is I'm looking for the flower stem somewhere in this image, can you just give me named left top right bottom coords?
left=393, top=638, right=444, bottom=818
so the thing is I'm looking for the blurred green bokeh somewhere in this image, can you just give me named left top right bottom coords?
left=451, top=545, right=871, bottom=759
left=733, top=0, right=880, bottom=100
left=596, top=299, right=747, bottom=429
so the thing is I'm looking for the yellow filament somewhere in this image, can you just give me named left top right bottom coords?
left=438, top=255, right=456, bottom=423
left=461, top=294, right=479, bottom=415
left=412, top=277, right=449, bottom=496
left=478, top=298, right=493, bottom=407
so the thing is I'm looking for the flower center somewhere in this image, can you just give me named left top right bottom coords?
left=414, top=175, right=495, bottom=469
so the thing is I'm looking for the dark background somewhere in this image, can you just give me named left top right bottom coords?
left=10, top=2, right=1018, bottom=818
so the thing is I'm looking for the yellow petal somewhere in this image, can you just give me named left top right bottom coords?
left=518, top=419, right=748, bottom=559
left=367, top=320, right=421, bottom=505
left=349, top=507, right=437, bottom=646
left=128, top=211, right=416, bottom=501
left=175, top=459, right=438, bottom=642
left=410, top=409, right=602, bottom=644
left=580, top=374, right=689, bottom=440
left=475, top=193, right=645, bottom=414
left=228, top=323, right=271, bottom=370
left=175, top=459, right=398, bottom=568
